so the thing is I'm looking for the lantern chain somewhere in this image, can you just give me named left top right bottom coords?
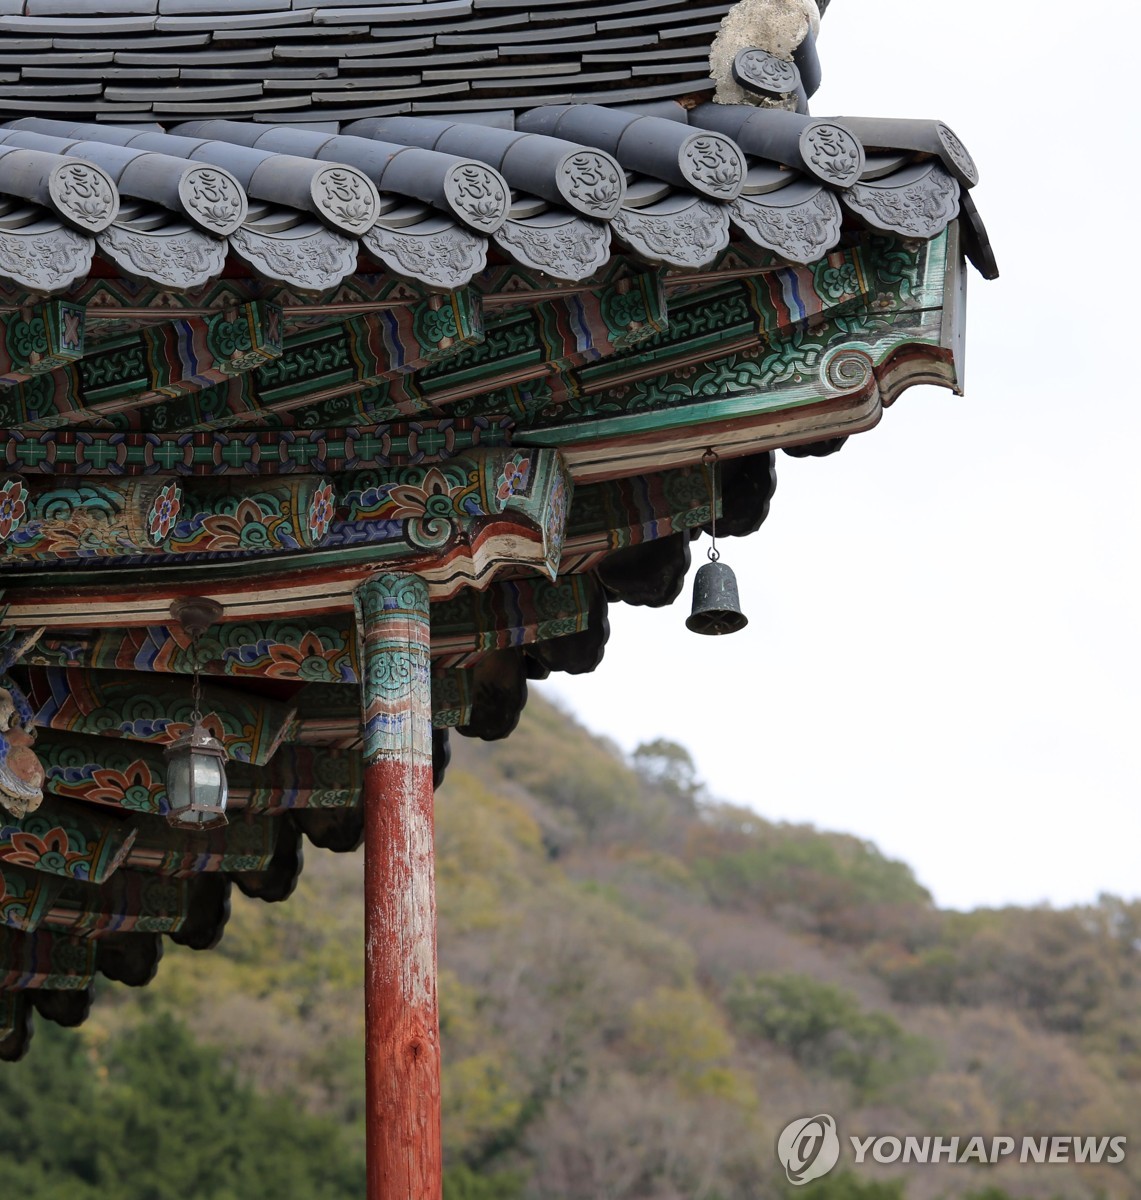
left=702, top=447, right=720, bottom=563
left=189, top=628, right=204, bottom=722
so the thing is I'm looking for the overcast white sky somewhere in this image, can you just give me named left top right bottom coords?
left=542, top=1, right=1141, bottom=912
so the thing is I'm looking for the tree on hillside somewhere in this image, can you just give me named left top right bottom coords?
left=0, top=1016, right=365, bottom=1200
left=632, top=738, right=703, bottom=811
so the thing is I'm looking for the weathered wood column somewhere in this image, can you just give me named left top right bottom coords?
left=353, top=573, right=441, bottom=1200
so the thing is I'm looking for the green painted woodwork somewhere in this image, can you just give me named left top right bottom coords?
left=125, top=813, right=278, bottom=877
left=291, top=668, right=472, bottom=740
left=0, top=926, right=96, bottom=990
left=0, top=300, right=85, bottom=387
left=430, top=573, right=597, bottom=667
left=0, top=209, right=968, bottom=989
left=0, top=271, right=667, bottom=436
left=0, top=418, right=505, bottom=479
left=37, top=732, right=171, bottom=817
left=354, top=574, right=432, bottom=766
left=36, top=732, right=364, bottom=817
left=0, top=448, right=575, bottom=592
left=0, top=291, right=480, bottom=432
left=43, top=872, right=195, bottom=937
left=284, top=274, right=666, bottom=432
left=231, top=745, right=363, bottom=814
left=514, top=235, right=950, bottom=447
left=0, top=864, right=66, bottom=932
left=0, top=795, right=136, bottom=884
left=27, top=667, right=297, bottom=767
left=27, top=571, right=597, bottom=681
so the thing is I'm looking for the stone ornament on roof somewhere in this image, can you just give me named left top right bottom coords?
left=710, top=0, right=822, bottom=107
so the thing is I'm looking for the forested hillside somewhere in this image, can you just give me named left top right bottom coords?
left=2, top=695, right=1138, bottom=1200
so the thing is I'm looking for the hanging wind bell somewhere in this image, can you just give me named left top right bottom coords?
left=164, top=597, right=229, bottom=830
left=686, top=449, right=749, bottom=636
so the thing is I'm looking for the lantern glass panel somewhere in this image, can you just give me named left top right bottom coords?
left=166, top=739, right=228, bottom=827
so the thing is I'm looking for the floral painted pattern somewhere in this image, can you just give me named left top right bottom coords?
left=495, top=454, right=532, bottom=502
left=90, top=761, right=166, bottom=815
left=225, top=631, right=353, bottom=684
left=307, top=481, right=336, bottom=543
left=384, top=467, right=477, bottom=519
left=147, top=481, right=181, bottom=544
left=2, top=825, right=93, bottom=881
left=0, top=478, right=28, bottom=542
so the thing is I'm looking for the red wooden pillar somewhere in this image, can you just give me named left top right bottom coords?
left=354, top=573, right=441, bottom=1200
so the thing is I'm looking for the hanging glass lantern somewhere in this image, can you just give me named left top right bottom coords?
left=164, top=720, right=229, bottom=830
left=686, top=448, right=749, bottom=636
left=165, top=597, right=229, bottom=830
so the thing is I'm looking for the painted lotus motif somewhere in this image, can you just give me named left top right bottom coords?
left=224, top=632, right=353, bottom=684
left=384, top=467, right=473, bottom=519
left=86, top=761, right=166, bottom=814
left=2, top=825, right=91, bottom=880
left=308, top=481, right=336, bottom=543
left=0, top=479, right=29, bottom=542
left=147, top=481, right=182, bottom=543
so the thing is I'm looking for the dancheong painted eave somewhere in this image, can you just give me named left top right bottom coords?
left=0, top=0, right=994, bottom=1127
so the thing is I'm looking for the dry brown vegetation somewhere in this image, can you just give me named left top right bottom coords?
left=48, top=694, right=1141, bottom=1199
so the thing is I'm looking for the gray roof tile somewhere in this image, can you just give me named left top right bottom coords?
left=0, top=2, right=988, bottom=296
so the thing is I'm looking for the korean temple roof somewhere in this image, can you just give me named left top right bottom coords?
left=0, top=0, right=995, bottom=1056
left=0, top=0, right=783, bottom=120
left=0, top=106, right=992, bottom=295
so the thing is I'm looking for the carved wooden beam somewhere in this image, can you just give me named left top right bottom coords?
left=281, top=271, right=666, bottom=432
left=0, top=458, right=713, bottom=629
left=511, top=231, right=959, bottom=480
left=0, top=300, right=86, bottom=388
left=429, top=246, right=882, bottom=429
left=38, top=870, right=197, bottom=939
left=0, top=471, right=360, bottom=562
left=0, top=292, right=482, bottom=431
left=124, top=812, right=278, bottom=878
left=0, top=926, right=97, bottom=991
left=36, top=732, right=363, bottom=818
left=0, top=795, right=136, bottom=884
left=0, top=417, right=502, bottom=479
left=27, top=667, right=297, bottom=766
left=82, top=301, right=284, bottom=417
left=430, top=573, right=597, bottom=668
left=0, top=270, right=665, bottom=436
left=289, top=669, right=472, bottom=748
left=25, top=573, right=594, bottom=682
left=0, top=304, right=279, bottom=428
left=0, top=863, right=67, bottom=932
left=0, top=448, right=574, bottom=622
left=1, top=448, right=570, bottom=570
